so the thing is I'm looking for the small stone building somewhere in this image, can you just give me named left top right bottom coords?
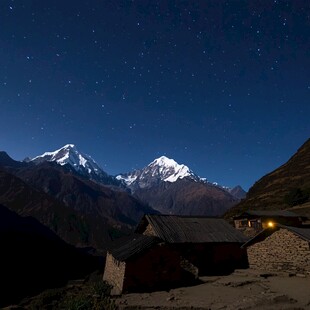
left=243, top=224, right=310, bottom=275
left=103, top=215, right=249, bottom=294
left=233, top=210, right=304, bottom=237
left=103, top=234, right=189, bottom=295
left=135, top=215, right=249, bottom=276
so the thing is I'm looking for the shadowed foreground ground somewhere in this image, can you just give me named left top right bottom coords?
left=115, top=269, right=310, bottom=309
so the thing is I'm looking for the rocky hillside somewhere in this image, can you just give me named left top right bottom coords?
left=15, top=161, right=154, bottom=227
left=0, top=167, right=113, bottom=250
left=118, top=155, right=242, bottom=216
left=134, top=178, right=239, bottom=216
left=0, top=204, right=99, bottom=307
left=0, top=152, right=156, bottom=250
left=225, top=138, right=310, bottom=219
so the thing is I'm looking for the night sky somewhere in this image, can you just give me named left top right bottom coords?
left=1, top=1, right=309, bottom=190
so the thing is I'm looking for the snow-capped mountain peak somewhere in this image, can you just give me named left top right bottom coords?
left=150, top=156, right=179, bottom=167
left=117, top=155, right=200, bottom=189
left=30, top=144, right=120, bottom=186
left=147, top=156, right=195, bottom=182
left=31, top=144, right=100, bottom=173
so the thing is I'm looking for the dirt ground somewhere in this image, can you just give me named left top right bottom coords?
left=114, top=269, right=310, bottom=309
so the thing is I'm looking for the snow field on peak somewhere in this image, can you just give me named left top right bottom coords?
left=118, top=155, right=199, bottom=186
left=150, top=156, right=197, bottom=182
left=116, top=174, right=138, bottom=186
left=31, top=144, right=103, bottom=176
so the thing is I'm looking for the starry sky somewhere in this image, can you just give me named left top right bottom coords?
left=0, top=0, right=309, bottom=190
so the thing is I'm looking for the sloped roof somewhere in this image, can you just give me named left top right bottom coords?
left=234, top=210, right=301, bottom=219
left=136, top=214, right=248, bottom=243
left=108, top=234, right=160, bottom=261
left=242, top=224, right=310, bottom=248
left=279, top=225, right=310, bottom=242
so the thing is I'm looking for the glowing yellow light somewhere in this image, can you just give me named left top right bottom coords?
left=268, top=221, right=274, bottom=228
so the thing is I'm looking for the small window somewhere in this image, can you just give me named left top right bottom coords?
left=236, top=220, right=248, bottom=227
left=249, top=220, right=261, bottom=229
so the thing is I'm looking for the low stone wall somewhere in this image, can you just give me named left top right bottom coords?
left=247, top=228, right=310, bottom=275
left=103, top=253, right=126, bottom=295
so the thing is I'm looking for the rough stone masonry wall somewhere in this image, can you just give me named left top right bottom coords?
left=247, top=228, right=310, bottom=275
left=103, top=253, right=126, bottom=295
left=143, top=223, right=157, bottom=236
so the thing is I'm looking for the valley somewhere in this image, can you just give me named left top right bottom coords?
left=1, top=138, right=309, bottom=308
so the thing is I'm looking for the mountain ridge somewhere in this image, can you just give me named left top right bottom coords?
left=1, top=145, right=246, bottom=224
left=117, top=155, right=245, bottom=197
left=116, top=155, right=242, bottom=216
left=30, top=144, right=121, bottom=187
left=0, top=153, right=157, bottom=251
left=224, top=138, right=310, bottom=219
left=27, top=146, right=247, bottom=217
left=117, top=155, right=200, bottom=189
left=5, top=145, right=245, bottom=195
left=133, top=177, right=239, bottom=216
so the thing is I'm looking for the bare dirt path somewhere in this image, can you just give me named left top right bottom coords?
left=115, top=269, right=310, bottom=309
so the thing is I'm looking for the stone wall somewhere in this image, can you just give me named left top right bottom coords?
left=247, top=228, right=310, bottom=275
left=143, top=223, right=157, bottom=236
left=103, top=252, right=126, bottom=295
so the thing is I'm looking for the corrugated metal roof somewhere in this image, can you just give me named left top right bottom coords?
left=143, top=214, right=248, bottom=243
left=234, top=210, right=300, bottom=219
left=109, top=234, right=160, bottom=261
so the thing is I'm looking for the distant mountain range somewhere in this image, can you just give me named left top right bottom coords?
left=0, top=151, right=154, bottom=251
left=0, top=144, right=246, bottom=251
left=225, top=138, right=310, bottom=219
left=117, top=155, right=244, bottom=195
left=1, top=139, right=309, bottom=307
left=117, top=155, right=245, bottom=216
left=29, top=145, right=246, bottom=215
left=1, top=138, right=309, bottom=252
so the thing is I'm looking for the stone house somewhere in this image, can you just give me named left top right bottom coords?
left=243, top=224, right=310, bottom=275
left=103, top=234, right=189, bottom=295
left=135, top=215, right=249, bottom=276
left=233, top=210, right=304, bottom=236
left=103, top=215, right=249, bottom=294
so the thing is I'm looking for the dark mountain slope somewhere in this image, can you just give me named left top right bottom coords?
left=229, top=185, right=247, bottom=200
left=0, top=204, right=99, bottom=307
left=118, top=155, right=240, bottom=216
left=225, top=138, right=310, bottom=219
left=0, top=151, right=28, bottom=169
left=134, top=178, right=239, bottom=216
left=14, top=162, right=156, bottom=226
left=0, top=151, right=157, bottom=250
left=0, top=167, right=112, bottom=250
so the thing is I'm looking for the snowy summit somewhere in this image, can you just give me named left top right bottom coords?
left=117, top=155, right=200, bottom=189
left=31, top=144, right=102, bottom=175
left=30, top=144, right=121, bottom=186
left=148, top=156, right=197, bottom=182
